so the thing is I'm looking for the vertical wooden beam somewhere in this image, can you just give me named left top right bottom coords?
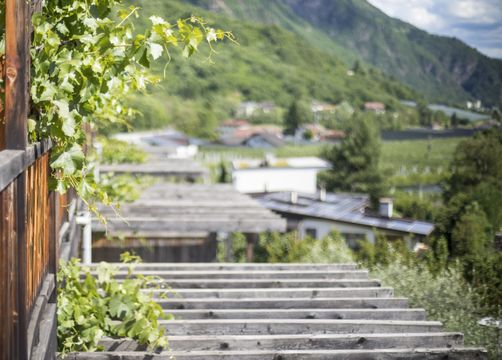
left=245, top=233, right=258, bottom=263
left=5, top=0, right=32, bottom=357
left=16, top=172, right=28, bottom=360
left=4, top=0, right=30, bottom=150
left=48, top=190, right=59, bottom=275
left=0, top=182, right=19, bottom=360
left=225, top=234, right=233, bottom=262
left=0, top=53, right=5, bottom=151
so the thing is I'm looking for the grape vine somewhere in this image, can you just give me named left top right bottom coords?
left=1, top=0, right=233, bottom=218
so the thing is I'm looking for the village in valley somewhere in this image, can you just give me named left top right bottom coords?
left=93, top=96, right=499, bottom=263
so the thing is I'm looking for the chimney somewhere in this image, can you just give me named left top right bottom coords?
left=319, top=187, right=326, bottom=202
left=290, top=191, right=298, bottom=204
left=263, top=153, right=275, bottom=167
left=379, top=198, right=393, bottom=218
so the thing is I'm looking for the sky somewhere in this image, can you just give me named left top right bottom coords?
left=367, top=0, right=502, bottom=59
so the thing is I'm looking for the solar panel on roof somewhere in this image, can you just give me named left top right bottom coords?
left=258, top=191, right=434, bottom=236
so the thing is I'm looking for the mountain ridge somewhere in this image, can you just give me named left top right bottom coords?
left=186, top=0, right=502, bottom=106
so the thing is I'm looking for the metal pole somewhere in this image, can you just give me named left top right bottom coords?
left=76, top=210, right=92, bottom=264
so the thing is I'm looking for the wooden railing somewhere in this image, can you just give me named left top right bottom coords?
left=0, top=0, right=79, bottom=359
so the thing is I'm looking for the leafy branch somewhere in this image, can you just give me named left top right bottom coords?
left=57, top=252, right=172, bottom=355
left=2, top=0, right=234, bottom=219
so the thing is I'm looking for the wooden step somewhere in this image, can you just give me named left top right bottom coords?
left=89, top=270, right=370, bottom=280
left=69, top=348, right=488, bottom=359
left=159, top=319, right=443, bottom=336
left=89, top=263, right=359, bottom=271
left=152, top=287, right=394, bottom=299
left=143, top=278, right=381, bottom=289
left=166, top=308, right=428, bottom=321
left=98, top=332, right=464, bottom=351
left=70, top=262, right=487, bottom=359
left=158, top=297, right=409, bottom=309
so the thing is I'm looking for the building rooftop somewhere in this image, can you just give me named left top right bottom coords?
left=112, top=128, right=195, bottom=147
left=99, top=159, right=208, bottom=178
left=220, top=119, right=251, bottom=128
left=232, top=157, right=330, bottom=170
left=257, top=192, right=435, bottom=236
left=93, top=184, right=286, bottom=236
left=364, top=102, right=386, bottom=111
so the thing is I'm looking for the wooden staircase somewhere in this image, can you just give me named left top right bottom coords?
left=73, top=263, right=487, bottom=359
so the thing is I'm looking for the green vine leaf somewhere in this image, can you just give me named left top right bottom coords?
left=14, top=0, right=235, bottom=219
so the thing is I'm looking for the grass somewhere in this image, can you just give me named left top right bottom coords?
left=381, top=138, right=462, bottom=172
left=199, top=137, right=463, bottom=185
left=201, top=138, right=462, bottom=168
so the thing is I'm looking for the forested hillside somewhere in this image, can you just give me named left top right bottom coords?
left=129, top=0, right=416, bottom=136
left=187, top=0, right=502, bottom=106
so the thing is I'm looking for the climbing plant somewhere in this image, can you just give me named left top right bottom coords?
left=57, top=252, right=172, bottom=354
left=0, top=0, right=233, bottom=219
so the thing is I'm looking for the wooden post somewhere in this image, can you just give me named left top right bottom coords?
left=225, top=234, right=233, bottom=262
left=0, top=54, right=5, bottom=150
left=4, top=0, right=30, bottom=150
left=5, top=0, right=32, bottom=358
left=245, top=233, right=258, bottom=263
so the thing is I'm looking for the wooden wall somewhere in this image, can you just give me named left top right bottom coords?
left=92, top=234, right=218, bottom=263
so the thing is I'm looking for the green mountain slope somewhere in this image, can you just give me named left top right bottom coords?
left=128, top=0, right=416, bottom=136
left=186, top=0, right=502, bottom=106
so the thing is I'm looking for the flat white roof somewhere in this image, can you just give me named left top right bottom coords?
left=233, top=157, right=330, bottom=170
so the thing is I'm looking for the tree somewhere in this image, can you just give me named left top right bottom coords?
left=283, top=100, right=309, bottom=135
left=218, top=161, right=229, bottom=183
left=320, top=114, right=386, bottom=207
left=451, top=202, right=492, bottom=258
left=437, top=129, right=502, bottom=257
left=416, top=101, right=433, bottom=127
left=445, top=130, right=502, bottom=232
left=303, top=128, right=314, bottom=140
left=352, top=60, right=366, bottom=75
left=492, top=108, right=502, bottom=124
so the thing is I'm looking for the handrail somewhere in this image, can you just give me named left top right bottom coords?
left=0, top=139, right=52, bottom=191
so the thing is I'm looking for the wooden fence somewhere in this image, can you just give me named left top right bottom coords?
left=0, top=0, right=79, bottom=359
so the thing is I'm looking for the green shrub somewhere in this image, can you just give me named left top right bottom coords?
left=100, top=139, right=147, bottom=165
left=254, top=231, right=353, bottom=263
left=372, top=254, right=501, bottom=360
left=57, top=253, right=169, bottom=355
left=217, top=232, right=248, bottom=262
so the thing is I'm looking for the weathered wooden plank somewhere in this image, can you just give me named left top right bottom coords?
left=0, top=181, right=19, bottom=360
left=94, top=263, right=359, bottom=271
left=90, top=269, right=370, bottom=280
left=94, top=217, right=287, bottom=233
left=0, top=140, right=52, bottom=191
left=99, top=207, right=277, bottom=216
left=166, top=308, right=428, bottom=321
left=133, top=279, right=381, bottom=289
left=65, top=348, right=488, bottom=360
left=100, top=161, right=208, bottom=177
left=26, top=274, right=55, bottom=358
left=159, top=319, right=443, bottom=336
left=0, top=150, right=24, bottom=191
left=0, top=52, right=5, bottom=150
left=98, top=332, right=464, bottom=352
left=4, top=0, right=30, bottom=150
left=150, top=287, right=394, bottom=299
left=157, top=297, right=409, bottom=310
left=30, top=303, right=57, bottom=360
left=103, top=214, right=286, bottom=222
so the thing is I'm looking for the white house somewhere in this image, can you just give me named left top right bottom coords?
left=257, top=192, right=434, bottom=249
left=232, top=156, right=329, bottom=194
